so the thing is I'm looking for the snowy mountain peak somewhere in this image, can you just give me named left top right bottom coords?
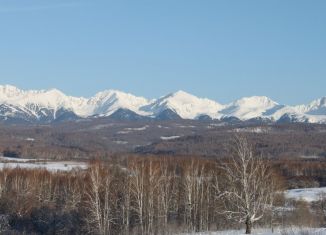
left=303, top=97, right=326, bottom=116
left=142, top=90, right=224, bottom=119
left=309, top=97, right=326, bottom=107
left=0, top=85, right=325, bottom=123
left=168, top=90, right=194, bottom=98
left=0, top=84, right=20, bottom=91
left=0, top=85, right=23, bottom=99
left=233, top=96, right=278, bottom=107
left=221, top=96, right=279, bottom=120
left=88, top=89, right=150, bottom=116
left=45, top=88, right=65, bottom=96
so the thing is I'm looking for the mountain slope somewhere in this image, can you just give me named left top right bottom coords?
left=0, top=85, right=325, bottom=124
left=87, top=90, right=150, bottom=116
left=220, top=96, right=279, bottom=120
left=141, top=90, right=224, bottom=119
left=303, top=97, right=326, bottom=115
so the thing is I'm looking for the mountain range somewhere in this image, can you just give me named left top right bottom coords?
left=0, top=85, right=325, bottom=124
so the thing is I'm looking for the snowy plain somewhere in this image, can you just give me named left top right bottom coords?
left=0, top=156, right=88, bottom=172
left=285, top=187, right=326, bottom=202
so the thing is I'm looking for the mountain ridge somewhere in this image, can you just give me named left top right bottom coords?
left=0, top=85, right=325, bottom=124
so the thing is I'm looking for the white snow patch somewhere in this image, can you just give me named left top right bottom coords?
left=125, top=125, right=149, bottom=131
left=285, top=187, right=326, bottom=202
left=117, top=125, right=149, bottom=134
left=160, top=136, right=181, bottom=140
left=114, top=141, right=128, bottom=145
left=210, top=123, right=227, bottom=127
left=232, top=127, right=271, bottom=133
left=90, top=124, right=115, bottom=130
left=117, top=130, right=132, bottom=134
left=177, top=125, right=196, bottom=128
left=0, top=161, right=88, bottom=172
left=0, top=156, right=38, bottom=162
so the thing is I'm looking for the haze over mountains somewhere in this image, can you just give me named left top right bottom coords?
left=0, top=85, right=325, bottom=124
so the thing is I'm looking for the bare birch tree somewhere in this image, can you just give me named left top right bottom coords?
left=157, top=158, right=177, bottom=234
left=86, top=164, right=114, bottom=235
left=129, top=159, right=146, bottom=234
left=218, top=135, right=275, bottom=234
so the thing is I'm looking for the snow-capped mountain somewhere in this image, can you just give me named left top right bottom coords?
left=302, top=97, right=326, bottom=115
left=0, top=85, right=325, bottom=124
left=220, top=96, right=280, bottom=120
left=141, top=90, right=224, bottom=119
left=87, top=90, right=150, bottom=117
left=0, top=85, right=88, bottom=118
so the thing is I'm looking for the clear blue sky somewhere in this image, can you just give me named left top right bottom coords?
left=0, top=0, right=325, bottom=105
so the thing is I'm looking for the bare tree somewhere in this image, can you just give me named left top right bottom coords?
left=129, top=159, right=146, bottom=234
left=157, top=158, right=177, bottom=234
left=182, top=159, right=206, bottom=232
left=218, top=136, right=275, bottom=234
left=86, top=164, right=114, bottom=235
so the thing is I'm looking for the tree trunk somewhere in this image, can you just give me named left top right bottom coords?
left=245, top=216, right=252, bottom=234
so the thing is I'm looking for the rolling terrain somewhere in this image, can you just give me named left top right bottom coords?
left=1, top=117, right=326, bottom=160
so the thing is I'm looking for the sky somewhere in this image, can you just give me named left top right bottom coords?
left=0, top=0, right=325, bottom=105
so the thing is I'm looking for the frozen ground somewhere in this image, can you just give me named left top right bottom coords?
left=285, top=187, right=326, bottom=202
left=0, top=156, right=88, bottom=172
left=161, top=135, right=181, bottom=140
left=182, top=227, right=326, bottom=235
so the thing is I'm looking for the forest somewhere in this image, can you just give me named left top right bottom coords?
left=0, top=136, right=325, bottom=234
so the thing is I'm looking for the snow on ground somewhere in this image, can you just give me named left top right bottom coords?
left=181, top=227, right=326, bottom=235
left=117, top=125, right=149, bottom=134
left=208, top=123, right=227, bottom=128
left=90, top=124, right=115, bottom=130
left=157, top=125, right=170, bottom=129
left=125, top=125, right=149, bottom=131
left=176, top=125, right=196, bottom=128
left=0, top=156, right=88, bottom=172
left=161, top=136, right=181, bottom=140
left=285, top=187, right=326, bottom=202
left=114, top=140, right=128, bottom=145
left=117, top=130, right=132, bottom=134
left=231, top=127, right=271, bottom=133
left=0, top=156, right=38, bottom=162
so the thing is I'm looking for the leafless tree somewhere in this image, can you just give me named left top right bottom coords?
left=129, top=159, right=147, bottom=234
left=85, top=164, right=114, bottom=235
left=217, top=135, right=275, bottom=234
left=157, top=159, right=177, bottom=234
left=182, top=159, right=206, bottom=232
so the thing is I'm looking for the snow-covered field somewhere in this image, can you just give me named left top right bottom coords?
left=182, top=228, right=326, bottom=235
left=285, top=187, right=326, bottom=202
left=0, top=156, right=88, bottom=172
left=161, top=135, right=181, bottom=140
